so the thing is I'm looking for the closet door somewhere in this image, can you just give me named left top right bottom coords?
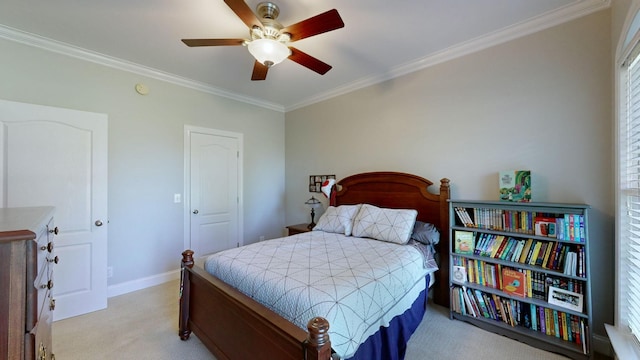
left=185, top=126, right=242, bottom=256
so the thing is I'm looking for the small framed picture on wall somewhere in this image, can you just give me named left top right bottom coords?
left=309, top=174, right=336, bottom=193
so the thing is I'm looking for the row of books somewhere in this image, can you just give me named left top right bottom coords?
left=454, top=207, right=534, bottom=232
left=452, top=257, right=585, bottom=301
left=534, top=215, right=585, bottom=243
left=533, top=272, right=585, bottom=302
left=456, top=231, right=586, bottom=277
left=452, top=285, right=521, bottom=326
left=453, top=207, right=585, bottom=242
left=451, top=286, right=589, bottom=353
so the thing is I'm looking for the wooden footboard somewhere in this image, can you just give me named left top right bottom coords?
left=179, top=250, right=332, bottom=360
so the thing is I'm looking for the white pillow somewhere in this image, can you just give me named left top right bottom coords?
left=352, top=204, right=418, bottom=244
left=313, top=204, right=361, bottom=236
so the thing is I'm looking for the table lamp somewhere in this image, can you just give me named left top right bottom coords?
left=305, top=196, right=321, bottom=229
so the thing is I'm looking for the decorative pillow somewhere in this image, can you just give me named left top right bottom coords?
left=351, top=204, right=418, bottom=244
left=411, top=221, right=440, bottom=246
left=320, top=178, right=335, bottom=198
left=313, top=204, right=361, bottom=236
left=409, top=239, right=439, bottom=272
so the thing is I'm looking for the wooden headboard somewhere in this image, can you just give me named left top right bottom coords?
left=330, top=171, right=451, bottom=307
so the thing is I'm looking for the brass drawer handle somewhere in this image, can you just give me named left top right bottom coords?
left=48, top=226, right=59, bottom=235
left=38, top=342, right=46, bottom=360
left=41, top=280, right=54, bottom=290
left=41, top=242, right=54, bottom=252
left=48, top=256, right=59, bottom=264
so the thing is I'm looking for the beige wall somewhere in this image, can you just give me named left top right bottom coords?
left=0, top=38, right=286, bottom=286
left=285, top=10, right=613, bottom=341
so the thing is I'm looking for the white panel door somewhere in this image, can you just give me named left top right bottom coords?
left=0, top=99, right=108, bottom=321
left=186, top=127, right=241, bottom=256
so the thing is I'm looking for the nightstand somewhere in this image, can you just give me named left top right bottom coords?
left=286, top=223, right=314, bottom=236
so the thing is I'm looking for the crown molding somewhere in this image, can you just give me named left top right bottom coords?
left=285, top=0, right=611, bottom=111
left=0, top=0, right=610, bottom=113
left=0, top=25, right=285, bottom=112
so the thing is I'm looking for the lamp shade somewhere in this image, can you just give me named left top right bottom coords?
left=247, top=39, right=291, bottom=67
left=305, top=196, right=321, bottom=207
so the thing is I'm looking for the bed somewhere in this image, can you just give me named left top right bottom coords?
left=179, top=171, right=450, bottom=360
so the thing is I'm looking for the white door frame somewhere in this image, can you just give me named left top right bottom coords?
left=183, top=125, right=243, bottom=253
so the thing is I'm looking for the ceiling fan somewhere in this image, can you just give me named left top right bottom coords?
left=182, top=0, right=344, bottom=80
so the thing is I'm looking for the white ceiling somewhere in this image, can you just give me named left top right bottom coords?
left=0, top=0, right=609, bottom=111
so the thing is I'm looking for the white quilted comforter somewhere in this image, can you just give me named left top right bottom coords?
left=203, top=231, right=430, bottom=358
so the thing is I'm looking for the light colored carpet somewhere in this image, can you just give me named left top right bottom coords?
left=53, top=280, right=576, bottom=359
left=53, top=280, right=215, bottom=360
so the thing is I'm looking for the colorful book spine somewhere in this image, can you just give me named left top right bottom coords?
left=530, top=304, right=537, bottom=331
left=474, top=290, right=490, bottom=318
left=529, top=241, right=542, bottom=265
left=556, top=217, right=565, bottom=240
left=551, top=243, right=564, bottom=270
left=545, top=242, right=559, bottom=269
left=519, top=239, right=533, bottom=263
left=561, top=312, right=569, bottom=341
left=545, top=308, right=553, bottom=336
left=461, top=287, right=477, bottom=317
left=553, top=310, right=560, bottom=338
left=539, top=306, right=546, bottom=334
left=455, top=207, right=474, bottom=227
left=493, top=236, right=510, bottom=259
left=500, top=238, right=516, bottom=260
left=538, top=242, right=551, bottom=267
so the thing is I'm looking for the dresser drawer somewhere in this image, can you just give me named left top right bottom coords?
left=27, top=214, right=56, bottom=332
left=33, top=261, right=53, bottom=321
left=25, top=289, right=54, bottom=360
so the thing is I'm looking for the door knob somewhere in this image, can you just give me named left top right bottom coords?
left=95, top=220, right=103, bottom=226
left=192, top=210, right=199, bottom=214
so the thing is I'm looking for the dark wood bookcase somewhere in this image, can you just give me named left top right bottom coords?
left=448, top=200, right=592, bottom=360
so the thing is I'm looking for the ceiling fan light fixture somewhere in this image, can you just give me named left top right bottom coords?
left=247, top=38, right=291, bottom=67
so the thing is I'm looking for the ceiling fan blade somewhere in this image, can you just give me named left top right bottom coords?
left=182, top=39, right=245, bottom=47
left=251, top=61, right=269, bottom=81
left=282, top=9, right=344, bottom=42
left=224, top=0, right=263, bottom=29
left=288, top=47, right=332, bottom=75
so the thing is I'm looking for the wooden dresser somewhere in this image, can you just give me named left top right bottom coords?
left=0, top=207, right=56, bottom=360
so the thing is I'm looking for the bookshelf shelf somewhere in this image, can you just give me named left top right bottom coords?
left=449, top=200, right=592, bottom=360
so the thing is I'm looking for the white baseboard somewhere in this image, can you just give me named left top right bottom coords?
left=107, top=269, right=180, bottom=298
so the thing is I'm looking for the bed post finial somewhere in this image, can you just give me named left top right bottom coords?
left=182, top=249, right=194, bottom=268
left=439, top=178, right=450, bottom=194
left=305, top=317, right=332, bottom=360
